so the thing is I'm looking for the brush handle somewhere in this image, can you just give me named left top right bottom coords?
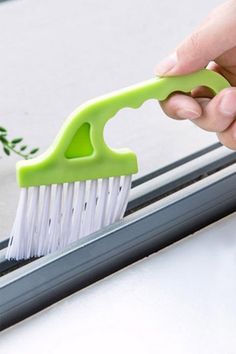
left=57, top=69, right=230, bottom=154
left=17, top=69, right=230, bottom=187
left=95, top=68, right=230, bottom=112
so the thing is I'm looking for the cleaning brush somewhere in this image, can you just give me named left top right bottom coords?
left=6, top=69, right=230, bottom=260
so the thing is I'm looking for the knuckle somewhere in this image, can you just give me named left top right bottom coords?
left=160, top=95, right=181, bottom=119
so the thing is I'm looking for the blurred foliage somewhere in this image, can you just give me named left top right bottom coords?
left=0, top=126, right=39, bottom=160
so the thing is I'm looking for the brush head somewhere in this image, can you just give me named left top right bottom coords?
left=6, top=175, right=132, bottom=260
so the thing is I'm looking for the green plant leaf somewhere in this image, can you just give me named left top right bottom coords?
left=0, top=127, right=39, bottom=160
left=20, top=145, right=27, bottom=151
left=3, top=146, right=10, bottom=156
left=0, top=136, right=8, bottom=143
left=29, top=148, right=39, bottom=155
left=11, top=137, right=23, bottom=144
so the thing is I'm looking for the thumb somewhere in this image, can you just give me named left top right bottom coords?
left=155, top=0, right=236, bottom=76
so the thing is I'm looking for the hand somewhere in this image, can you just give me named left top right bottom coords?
left=155, top=0, right=236, bottom=150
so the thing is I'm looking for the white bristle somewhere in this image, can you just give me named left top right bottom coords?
left=47, top=184, right=63, bottom=254
left=26, top=186, right=40, bottom=258
left=105, top=176, right=121, bottom=226
left=116, top=175, right=132, bottom=219
left=81, top=179, right=98, bottom=238
left=95, top=178, right=109, bottom=230
left=60, top=182, right=75, bottom=249
left=69, top=181, right=86, bottom=243
left=6, top=188, right=28, bottom=260
left=6, top=175, right=132, bottom=260
left=37, top=185, right=51, bottom=256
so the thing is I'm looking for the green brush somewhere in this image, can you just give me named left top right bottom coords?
left=6, top=69, right=230, bottom=260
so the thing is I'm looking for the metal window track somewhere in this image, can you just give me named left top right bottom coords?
left=1, top=144, right=236, bottom=331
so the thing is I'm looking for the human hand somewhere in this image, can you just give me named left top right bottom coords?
left=155, top=0, right=236, bottom=149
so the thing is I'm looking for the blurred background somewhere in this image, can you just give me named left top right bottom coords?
left=0, top=0, right=224, bottom=240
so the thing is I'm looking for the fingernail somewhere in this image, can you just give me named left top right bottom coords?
left=155, top=52, right=178, bottom=76
left=219, top=90, right=236, bottom=116
left=176, top=108, right=201, bottom=119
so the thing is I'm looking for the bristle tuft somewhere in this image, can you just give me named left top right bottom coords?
left=6, top=175, right=132, bottom=260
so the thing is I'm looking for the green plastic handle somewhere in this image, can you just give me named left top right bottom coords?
left=17, top=69, right=230, bottom=187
